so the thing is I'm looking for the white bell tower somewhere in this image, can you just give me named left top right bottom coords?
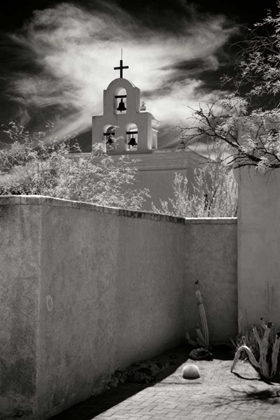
left=92, top=57, right=159, bottom=154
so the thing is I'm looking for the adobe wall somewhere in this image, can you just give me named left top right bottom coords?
left=184, top=219, right=238, bottom=343
left=0, top=199, right=41, bottom=418
left=0, top=196, right=237, bottom=419
left=237, top=167, right=280, bottom=329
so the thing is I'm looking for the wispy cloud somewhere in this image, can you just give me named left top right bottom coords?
left=4, top=1, right=238, bottom=141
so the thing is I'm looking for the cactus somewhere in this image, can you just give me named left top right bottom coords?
left=186, top=280, right=210, bottom=349
left=231, top=318, right=280, bottom=379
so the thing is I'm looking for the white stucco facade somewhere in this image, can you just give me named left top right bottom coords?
left=90, top=69, right=208, bottom=210
left=92, top=78, right=159, bottom=154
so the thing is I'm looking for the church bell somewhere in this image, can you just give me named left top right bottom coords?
left=128, top=137, right=137, bottom=147
left=117, top=98, right=126, bottom=112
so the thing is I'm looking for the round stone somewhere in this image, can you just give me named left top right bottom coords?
left=182, top=364, right=200, bottom=380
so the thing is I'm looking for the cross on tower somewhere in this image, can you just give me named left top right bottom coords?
left=114, top=59, right=129, bottom=78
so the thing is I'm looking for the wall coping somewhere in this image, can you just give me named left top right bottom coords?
left=0, top=195, right=237, bottom=225
left=68, top=151, right=208, bottom=171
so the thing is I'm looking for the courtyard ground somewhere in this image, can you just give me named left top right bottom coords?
left=50, top=345, right=280, bottom=420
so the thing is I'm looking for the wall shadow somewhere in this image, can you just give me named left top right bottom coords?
left=50, top=345, right=190, bottom=420
left=50, top=343, right=237, bottom=420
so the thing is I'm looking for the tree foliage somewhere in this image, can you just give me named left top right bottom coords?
left=0, top=122, right=150, bottom=210
left=182, top=2, right=280, bottom=171
left=152, top=160, right=237, bottom=218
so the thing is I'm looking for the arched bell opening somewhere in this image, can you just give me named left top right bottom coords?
left=115, top=88, right=127, bottom=114
left=126, top=123, right=138, bottom=151
left=151, top=129, right=158, bottom=150
left=103, top=125, right=117, bottom=151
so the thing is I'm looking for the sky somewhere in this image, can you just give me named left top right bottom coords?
left=0, top=0, right=278, bottom=150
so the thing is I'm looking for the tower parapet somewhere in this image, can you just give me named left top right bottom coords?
left=92, top=59, right=159, bottom=155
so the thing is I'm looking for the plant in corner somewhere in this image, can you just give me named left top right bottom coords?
left=231, top=318, right=280, bottom=380
left=186, top=280, right=212, bottom=359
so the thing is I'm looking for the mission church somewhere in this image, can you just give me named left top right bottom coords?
left=77, top=57, right=208, bottom=211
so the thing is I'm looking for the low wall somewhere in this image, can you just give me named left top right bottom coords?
left=0, top=196, right=237, bottom=419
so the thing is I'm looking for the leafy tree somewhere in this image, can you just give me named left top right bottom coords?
left=153, top=4, right=280, bottom=218
left=0, top=122, right=150, bottom=210
left=152, top=160, right=237, bottom=218
left=182, top=2, right=280, bottom=172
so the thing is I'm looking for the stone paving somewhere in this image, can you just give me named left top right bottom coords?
left=51, top=350, right=280, bottom=420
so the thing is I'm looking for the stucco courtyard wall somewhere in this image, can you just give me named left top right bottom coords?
left=184, top=219, right=238, bottom=344
left=237, top=167, right=280, bottom=328
left=0, top=201, right=41, bottom=418
left=0, top=196, right=237, bottom=420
